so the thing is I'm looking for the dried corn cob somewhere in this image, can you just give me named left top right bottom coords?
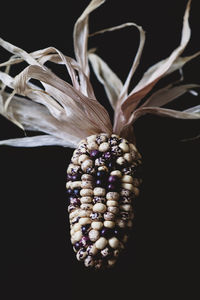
left=0, top=0, right=200, bottom=271
left=66, top=133, right=142, bottom=269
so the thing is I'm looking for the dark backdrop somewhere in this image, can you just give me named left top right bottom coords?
left=0, top=0, right=200, bottom=298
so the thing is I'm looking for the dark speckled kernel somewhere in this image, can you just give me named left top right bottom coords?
left=66, top=133, right=142, bottom=269
left=90, top=212, right=104, bottom=221
left=111, top=145, right=123, bottom=157
left=93, top=196, right=106, bottom=204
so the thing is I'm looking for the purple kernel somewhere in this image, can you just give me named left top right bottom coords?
left=67, top=189, right=73, bottom=195
left=74, top=242, right=81, bottom=250
left=67, top=174, right=72, bottom=181
left=96, top=170, right=107, bottom=178
left=90, top=150, right=100, bottom=158
left=73, top=189, right=80, bottom=196
left=101, top=227, right=113, bottom=239
left=71, top=173, right=81, bottom=181
left=81, top=224, right=90, bottom=235
left=96, top=179, right=103, bottom=187
left=107, top=161, right=116, bottom=169
left=107, top=183, right=116, bottom=191
left=103, top=151, right=112, bottom=160
left=114, top=228, right=124, bottom=239
left=108, top=175, right=118, bottom=183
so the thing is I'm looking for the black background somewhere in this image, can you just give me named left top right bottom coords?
left=0, top=0, right=200, bottom=298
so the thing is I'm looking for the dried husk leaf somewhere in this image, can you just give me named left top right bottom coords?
left=141, top=83, right=200, bottom=108
left=0, top=0, right=199, bottom=148
left=88, top=52, right=123, bottom=109
left=0, top=135, right=74, bottom=147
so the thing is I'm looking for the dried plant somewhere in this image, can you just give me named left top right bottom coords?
left=0, top=0, right=199, bottom=269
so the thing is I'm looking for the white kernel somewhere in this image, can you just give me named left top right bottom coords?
left=81, top=159, right=93, bottom=172
left=78, top=154, right=88, bottom=165
left=73, top=149, right=79, bottom=156
left=80, top=203, right=93, bottom=211
left=80, top=189, right=93, bottom=197
left=93, top=187, right=106, bottom=196
left=109, top=237, right=119, bottom=249
left=87, top=141, right=98, bottom=150
left=110, top=170, right=122, bottom=178
left=71, top=181, right=82, bottom=189
left=93, top=203, right=106, bottom=213
left=104, top=221, right=115, bottom=228
left=81, top=174, right=93, bottom=181
left=87, top=244, right=98, bottom=256
left=116, top=157, right=126, bottom=165
left=121, top=183, right=134, bottom=191
left=89, top=229, right=100, bottom=242
left=87, top=135, right=97, bottom=144
left=107, top=206, right=119, bottom=214
left=71, top=155, right=79, bottom=164
left=120, top=204, right=132, bottom=212
left=73, top=223, right=81, bottom=232
left=98, top=166, right=109, bottom=172
left=91, top=221, right=103, bottom=230
left=73, top=230, right=82, bottom=242
left=107, top=200, right=119, bottom=207
left=69, top=209, right=80, bottom=220
left=79, top=217, right=91, bottom=225
left=119, top=142, right=129, bottom=153
left=66, top=181, right=72, bottom=189
left=122, top=175, right=133, bottom=184
left=116, top=219, right=126, bottom=228
left=79, top=210, right=92, bottom=218
left=120, top=138, right=128, bottom=144
left=80, top=196, right=93, bottom=204
left=123, top=153, right=132, bottom=163
left=71, top=237, right=75, bottom=244
left=67, top=164, right=76, bottom=174
left=111, top=134, right=120, bottom=138
left=106, top=192, right=120, bottom=201
left=95, top=237, right=108, bottom=250
left=81, top=180, right=94, bottom=189
left=98, top=142, right=110, bottom=152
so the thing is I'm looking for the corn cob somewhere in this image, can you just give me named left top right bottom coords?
left=66, top=133, right=142, bottom=269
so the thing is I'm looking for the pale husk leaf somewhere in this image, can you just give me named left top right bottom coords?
left=88, top=52, right=123, bottom=109
left=0, top=135, right=74, bottom=147
left=142, top=83, right=200, bottom=108
left=73, top=0, right=105, bottom=95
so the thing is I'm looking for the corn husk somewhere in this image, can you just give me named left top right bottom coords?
left=0, top=0, right=199, bottom=148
